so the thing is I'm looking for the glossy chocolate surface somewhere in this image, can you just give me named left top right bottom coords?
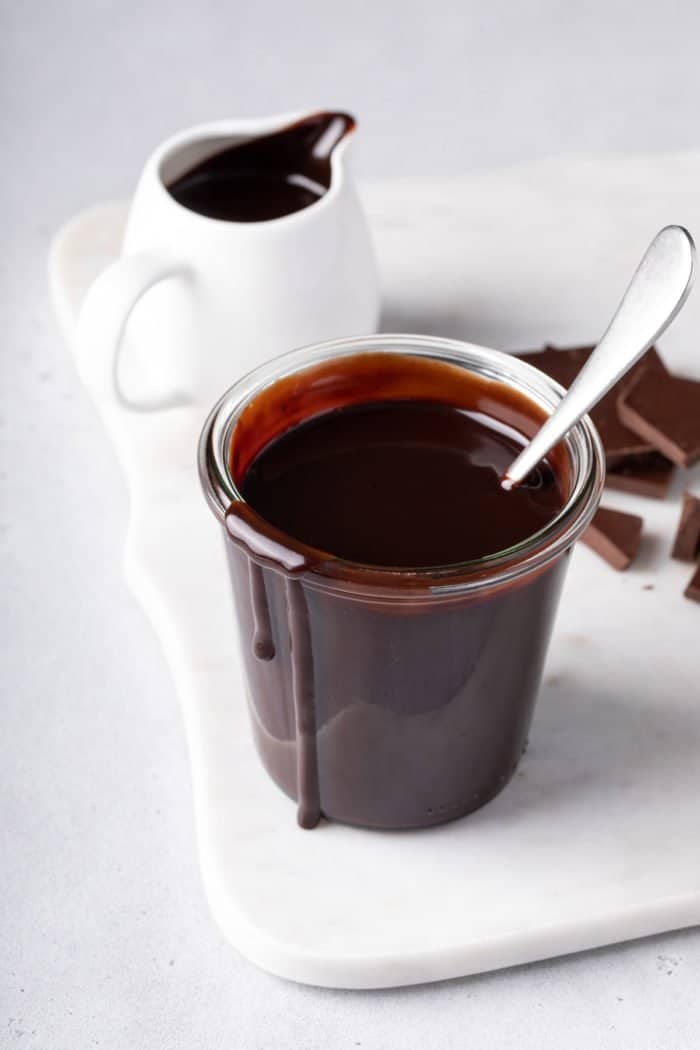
left=241, top=400, right=563, bottom=568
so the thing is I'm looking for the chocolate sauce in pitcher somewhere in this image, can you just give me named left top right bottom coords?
left=167, top=111, right=354, bottom=222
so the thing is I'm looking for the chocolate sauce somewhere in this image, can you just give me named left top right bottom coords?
left=218, top=353, right=575, bottom=830
left=167, top=111, right=354, bottom=222
left=240, top=401, right=563, bottom=568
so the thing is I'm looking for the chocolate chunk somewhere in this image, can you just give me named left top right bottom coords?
left=605, top=451, right=675, bottom=500
left=685, top=564, right=700, bottom=604
left=582, top=506, right=643, bottom=570
left=618, top=370, right=700, bottom=467
left=671, top=491, right=700, bottom=561
left=520, top=345, right=668, bottom=465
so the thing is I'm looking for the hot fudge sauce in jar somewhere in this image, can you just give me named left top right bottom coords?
left=199, top=336, right=604, bottom=829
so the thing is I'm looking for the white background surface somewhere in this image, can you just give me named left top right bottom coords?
left=4, top=2, right=700, bottom=1046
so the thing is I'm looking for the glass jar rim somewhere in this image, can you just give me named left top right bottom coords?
left=198, top=334, right=605, bottom=597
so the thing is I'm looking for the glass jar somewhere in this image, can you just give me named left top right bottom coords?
left=199, top=335, right=604, bottom=830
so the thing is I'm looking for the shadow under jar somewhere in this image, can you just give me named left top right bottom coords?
left=199, top=335, right=604, bottom=830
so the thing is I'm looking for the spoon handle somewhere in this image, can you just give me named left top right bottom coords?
left=503, top=225, right=695, bottom=488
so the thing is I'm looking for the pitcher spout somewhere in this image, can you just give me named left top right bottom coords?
left=309, top=111, right=356, bottom=194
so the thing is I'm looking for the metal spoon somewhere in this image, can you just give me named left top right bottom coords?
left=502, top=225, right=695, bottom=489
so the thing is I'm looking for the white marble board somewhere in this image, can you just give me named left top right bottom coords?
left=48, top=154, right=700, bottom=988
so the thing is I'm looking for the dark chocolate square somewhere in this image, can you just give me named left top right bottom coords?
left=520, top=344, right=668, bottom=466
left=582, top=506, right=643, bottom=571
left=618, top=370, right=700, bottom=467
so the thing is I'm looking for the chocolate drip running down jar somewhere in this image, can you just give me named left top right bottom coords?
left=199, top=335, right=605, bottom=830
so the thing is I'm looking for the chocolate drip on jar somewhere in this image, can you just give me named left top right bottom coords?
left=248, top=561, right=275, bottom=661
left=285, top=578, right=321, bottom=829
left=225, top=502, right=322, bottom=828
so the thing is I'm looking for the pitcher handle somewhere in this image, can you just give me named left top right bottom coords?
left=75, top=253, right=191, bottom=412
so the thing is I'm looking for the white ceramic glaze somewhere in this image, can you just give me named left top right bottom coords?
left=50, top=178, right=700, bottom=989
left=74, top=112, right=379, bottom=410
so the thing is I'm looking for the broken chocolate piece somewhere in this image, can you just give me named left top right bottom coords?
left=671, top=491, right=700, bottom=561
left=618, top=370, right=700, bottom=467
left=605, top=451, right=675, bottom=500
left=582, top=506, right=643, bottom=570
left=520, top=344, right=668, bottom=465
left=520, top=345, right=593, bottom=389
left=684, top=563, right=700, bottom=604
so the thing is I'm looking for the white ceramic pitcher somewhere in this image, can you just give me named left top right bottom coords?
left=75, top=110, right=380, bottom=411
